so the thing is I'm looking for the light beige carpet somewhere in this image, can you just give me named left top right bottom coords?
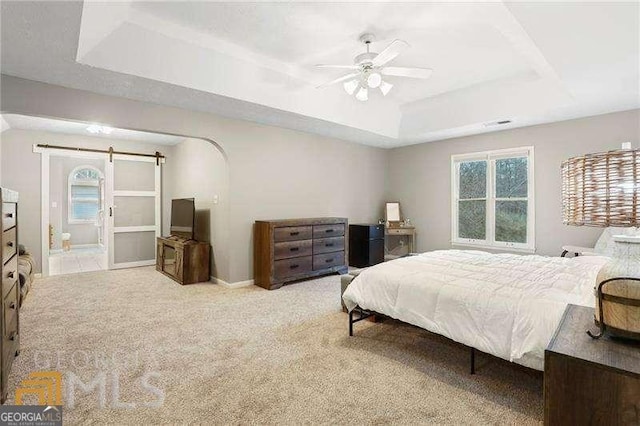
left=8, top=267, right=543, bottom=424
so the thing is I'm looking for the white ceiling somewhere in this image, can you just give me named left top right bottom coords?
left=1, top=1, right=638, bottom=148
left=0, top=114, right=186, bottom=146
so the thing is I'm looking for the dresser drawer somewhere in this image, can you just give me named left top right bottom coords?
left=313, top=224, right=345, bottom=238
left=386, top=227, right=414, bottom=236
left=313, top=236, right=345, bottom=255
left=274, top=239, right=312, bottom=260
left=2, top=256, right=17, bottom=299
left=274, top=256, right=312, bottom=279
left=3, top=310, right=18, bottom=362
left=313, top=251, right=345, bottom=270
left=2, top=203, right=16, bottom=232
left=2, top=227, right=17, bottom=265
left=274, top=226, right=313, bottom=242
left=3, top=283, right=17, bottom=336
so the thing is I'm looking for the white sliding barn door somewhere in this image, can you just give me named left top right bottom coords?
left=106, top=155, right=161, bottom=269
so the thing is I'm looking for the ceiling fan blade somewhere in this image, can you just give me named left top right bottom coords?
left=381, top=67, right=433, bottom=79
left=315, top=64, right=360, bottom=70
left=316, top=72, right=360, bottom=89
left=371, top=39, right=409, bottom=67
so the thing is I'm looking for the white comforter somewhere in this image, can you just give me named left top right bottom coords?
left=342, top=250, right=609, bottom=370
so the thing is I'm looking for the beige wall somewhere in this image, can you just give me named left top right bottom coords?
left=7, top=76, right=631, bottom=282
left=0, top=128, right=172, bottom=272
left=386, top=109, right=640, bottom=256
left=0, top=76, right=388, bottom=282
left=167, top=137, right=230, bottom=281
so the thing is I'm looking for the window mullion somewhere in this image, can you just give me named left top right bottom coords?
left=486, top=159, right=495, bottom=246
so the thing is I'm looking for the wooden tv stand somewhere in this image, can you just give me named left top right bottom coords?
left=156, top=236, right=210, bottom=285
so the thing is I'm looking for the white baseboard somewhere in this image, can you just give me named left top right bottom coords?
left=34, top=273, right=42, bottom=279
left=211, top=276, right=254, bottom=288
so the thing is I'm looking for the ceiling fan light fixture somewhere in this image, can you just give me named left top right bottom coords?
left=355, top=86, right=368, bottom=102
left=343, top=79, right=359, bottom=96
left=366, top=72, right=382, bottom=88
left=86, top=124, right=113, bottom=135
left=379, top=81, right=393, bottom=96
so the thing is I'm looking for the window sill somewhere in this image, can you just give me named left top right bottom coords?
left=68, top=220, right=97, bottom=225
left=451, top=242, right=536, bottom=254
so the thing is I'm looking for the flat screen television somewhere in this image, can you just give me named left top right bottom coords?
left=170, top=198, right=195, bottom=239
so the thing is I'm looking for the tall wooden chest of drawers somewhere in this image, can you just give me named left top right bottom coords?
left=0, top=188, right=19, bottom=403
left=254, top=218, right=348, bottom=290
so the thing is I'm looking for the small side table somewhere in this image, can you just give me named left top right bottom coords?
left=385, top=226, right=416, bottom=259
left=544, top=304, right=640, bottom=425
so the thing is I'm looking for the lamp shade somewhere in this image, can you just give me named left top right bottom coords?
left=561, top=148, right=639, bottom=227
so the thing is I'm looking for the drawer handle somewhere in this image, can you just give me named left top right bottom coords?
left=5, top=213, right=13, bottom=218
left=325, top=243, right=334, bottom=247
left=7, top=242, right=14, bottom=248
left=9, top=302, right=15, bottom=310
left=8, top=332, right=16, bottom=341
left=290, top=231, right=300, bottom=236
left=7, top=272, right=14, bottom=279
left=325, top=229, right=334, bottom=233
left=289, top=264, right=299, bottom=270
left=325, top=258, right=334, bottom=263
left=290, top=247, right=299, bottom=252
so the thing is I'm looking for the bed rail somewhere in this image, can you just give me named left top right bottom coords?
left=348, top=306, right=477, bottom=374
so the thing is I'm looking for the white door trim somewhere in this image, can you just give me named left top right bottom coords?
left=40, top=152, right=50, bottom=277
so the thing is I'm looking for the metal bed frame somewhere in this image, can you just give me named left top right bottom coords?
left=348, top=306, right=478, bottom=374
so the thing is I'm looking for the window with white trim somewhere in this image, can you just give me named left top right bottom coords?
left=451, top=147, right=535, bottom=251
left=68, top=166, right=103, bottom=224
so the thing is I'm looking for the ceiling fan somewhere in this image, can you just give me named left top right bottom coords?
left=316, top=33, right=433, bottom=101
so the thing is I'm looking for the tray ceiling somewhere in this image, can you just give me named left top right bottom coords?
left=1, top=1, right=638, bottom=147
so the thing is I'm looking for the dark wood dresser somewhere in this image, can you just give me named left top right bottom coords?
left=1, top=188, right=19, bottom=403
left=545, top=304, right=640, bottom=425
left=254, top=218, right=348, bottom=290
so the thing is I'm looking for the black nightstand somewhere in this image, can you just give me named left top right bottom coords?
left=544, top=304, right=640, bottom=425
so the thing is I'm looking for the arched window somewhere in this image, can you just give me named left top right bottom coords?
left=68, top=165, right=103, bottom=223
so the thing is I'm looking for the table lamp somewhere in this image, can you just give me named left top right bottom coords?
left=561, top=143, right=640, bottom=340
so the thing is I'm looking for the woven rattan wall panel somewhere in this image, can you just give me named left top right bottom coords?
left=562, top=149, right=639, bottom=227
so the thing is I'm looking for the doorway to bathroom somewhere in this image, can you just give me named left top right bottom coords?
left=48, top=157, right=107, bottom=275
left=39, top=144, right=164, bottom=277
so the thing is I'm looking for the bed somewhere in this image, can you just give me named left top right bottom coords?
left=342, top=249, right=610, bottom=371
